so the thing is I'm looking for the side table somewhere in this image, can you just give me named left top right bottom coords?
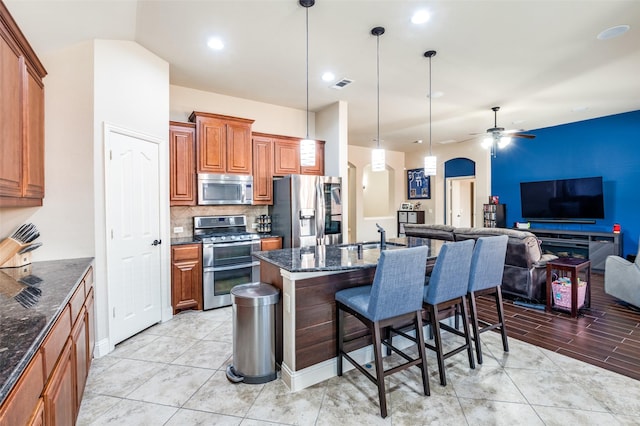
left=546, top=258, right=591, bottom=318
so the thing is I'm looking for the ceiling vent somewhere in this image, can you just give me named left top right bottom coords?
left=330, top=78, right=353, bottom=90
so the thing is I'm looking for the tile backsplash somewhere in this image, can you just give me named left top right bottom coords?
left=170, top=205, right=269, bottom=238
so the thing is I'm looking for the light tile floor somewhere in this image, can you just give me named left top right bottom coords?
left=78, top=308, right=640, bottom=425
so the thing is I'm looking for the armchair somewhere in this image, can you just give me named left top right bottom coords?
left=604, top=245, right=640, bottom=308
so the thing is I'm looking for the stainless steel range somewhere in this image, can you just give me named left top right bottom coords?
left=194, top=215, right=261, bottom=310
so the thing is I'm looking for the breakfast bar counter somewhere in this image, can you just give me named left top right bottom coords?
left=252, top=237, right=441, bottom=391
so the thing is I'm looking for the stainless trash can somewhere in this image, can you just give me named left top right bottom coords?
left=226, top=282, right=280, bottom=384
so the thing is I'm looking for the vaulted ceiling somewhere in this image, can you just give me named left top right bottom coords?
left=6, top=0, right=640, bottom=154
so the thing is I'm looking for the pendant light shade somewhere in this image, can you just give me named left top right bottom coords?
left=371, top=26, right=385, bottom=172
left=423, top=50, right=437, bottom=176
left=299, top=0, right=316, bottom=167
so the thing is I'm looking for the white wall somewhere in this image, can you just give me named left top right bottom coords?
left=348, top=145, right=405, bottom=242
left=170, top=85, right=310, bottom=138
left=0, top=42, right=95, bottom=261
left=405, top=140, right=491, bottom=225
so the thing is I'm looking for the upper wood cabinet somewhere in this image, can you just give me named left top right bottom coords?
left=169, top=121, right=196, bottom=206
left=189, top=111, right=254, bottom=175
left=252, top=135, right=274, bottom=205
left=0, top=2, right=47, bottom=207
left=300, top=140, right=325, bottom=176
left=273, top=136, right=325, bottom=177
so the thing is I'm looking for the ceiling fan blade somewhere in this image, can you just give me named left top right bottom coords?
left=512, top=133, right=536, bottom=139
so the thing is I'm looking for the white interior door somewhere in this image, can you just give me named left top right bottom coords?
left=447, top=177, right=476, bottom=227
left=106, top=125, right=162, bottom=345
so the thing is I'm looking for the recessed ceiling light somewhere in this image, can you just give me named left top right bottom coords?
left=411, top=10, right=431, bottom=24
left=414, top=140, right=423, bottom=144
left=322, top=72, right=335, bottom=82
left=512, top=120, right=525, bottom=125
left=597, top=25, right=630, bottom=40
left=207, top=37, right=224, bottom=50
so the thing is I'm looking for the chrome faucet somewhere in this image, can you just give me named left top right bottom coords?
left=375, top=223, right=386, bottom=250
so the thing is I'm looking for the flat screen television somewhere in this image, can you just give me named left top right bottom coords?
left=520, top=176, right=604, bottom=220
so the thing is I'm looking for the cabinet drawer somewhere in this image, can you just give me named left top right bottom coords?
left=69, top=281, right=86, bottom=325
left=83, top=267, right=94, bottom=295
left=408, top=212, right=419, bottom=223
left=172, top=244, right=201, bottom=262
left=398, top=211, right=408, bottom=222
left=41, top=306, right=71, bottom=379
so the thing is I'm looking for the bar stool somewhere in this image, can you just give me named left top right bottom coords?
left=467, top=235, right=509, bottom=364
left=422, top=239, right=475, bottom=386
left=335, top=246, right=430, bottom=418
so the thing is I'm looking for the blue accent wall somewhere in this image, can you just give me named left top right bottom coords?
left=492, top=110, right=640, bottom=257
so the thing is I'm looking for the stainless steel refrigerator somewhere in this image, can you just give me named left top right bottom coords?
left=269, top=175, right=342, bottom=248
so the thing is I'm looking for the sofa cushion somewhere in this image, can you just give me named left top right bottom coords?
left=453, top=227, right=542, bottom=267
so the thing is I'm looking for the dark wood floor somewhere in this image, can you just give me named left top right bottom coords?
left=475, top=272, right=640, bottom=381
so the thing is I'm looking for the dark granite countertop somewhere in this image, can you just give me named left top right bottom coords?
left=171, top=237, right=200, bottom=245
left=252, top=237, right=442, bottom=273
left=0, top=257, right=94, bottom=405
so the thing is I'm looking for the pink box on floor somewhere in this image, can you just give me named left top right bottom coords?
left=552, top=278, right=587, bottom=309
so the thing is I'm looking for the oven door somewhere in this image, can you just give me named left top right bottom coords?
left=208, top=240, right=260, bottom=267
left=203, top=261, right=260, bottom=310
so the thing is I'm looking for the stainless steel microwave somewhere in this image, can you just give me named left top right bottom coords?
left=198, top=174, right=253, bottom=205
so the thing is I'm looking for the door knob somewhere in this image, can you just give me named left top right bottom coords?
left=151, top=239, right=162, bottom=246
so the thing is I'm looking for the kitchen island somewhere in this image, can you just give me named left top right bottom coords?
left=252, top=237, right=442, bottom=391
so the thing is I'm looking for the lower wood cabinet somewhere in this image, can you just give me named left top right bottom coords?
left=261, top=237, right=282, bottom=251
left=171, top=244, right=203, bottom=314
left=0, top=266, right=94, bottom=426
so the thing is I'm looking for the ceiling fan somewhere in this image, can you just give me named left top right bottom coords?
left=474, top=106, right=535, bottom=157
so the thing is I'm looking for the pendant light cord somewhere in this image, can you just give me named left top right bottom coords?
left=376, top=33, right=380, bottom=149
left=305, top=6, right=310, bottom=140
left=428, top=54, right=432, bottom=156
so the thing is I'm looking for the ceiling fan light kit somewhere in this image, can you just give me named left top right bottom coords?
left=371, top=26, right=386, bottom=172
left=480, top=106, right=535, bottom=158
left=299, top=0, right=316, bottom=167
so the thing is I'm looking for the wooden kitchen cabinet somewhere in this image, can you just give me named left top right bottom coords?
left=273, top=136, right=325, bottom=177
left=43, top=340, right=74, bottom=426
left=0, top=2, right=47, bottom=207
left=189, top=111, right=254, bottom=175
left=171, top=244, right=203, bottom=313
left=169, top=121, right=196, bottom=206
left=71, top=306, right=88, bottom=412
left=260, top=236, right=282, bottom=251
left=252, top=134, right=274, bottom=205
left=300, top=140, right=325, bottom=176
left=0, top=352, right=44, bottom=426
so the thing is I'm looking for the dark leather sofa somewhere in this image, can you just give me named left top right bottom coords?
left=403, top=224, right=557, bottom=302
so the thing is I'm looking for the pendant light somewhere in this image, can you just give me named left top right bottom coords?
left=371, top=26, right=385, bottom=172
left=423, top=50, right=437, bottom=176
left=299, top=0, right=316, bottom=167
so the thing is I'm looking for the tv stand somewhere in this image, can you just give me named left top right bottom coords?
left=527, top=228, right=622, bottom=272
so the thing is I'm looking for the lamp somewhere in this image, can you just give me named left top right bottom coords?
left=423, top=50, right=437, bottom=176
left=371, top=26, right=385, bottom=172
left=299, top=0, right=316, bottom=167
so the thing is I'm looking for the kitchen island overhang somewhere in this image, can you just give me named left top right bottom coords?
left=252, top=238, right=442, bottom=392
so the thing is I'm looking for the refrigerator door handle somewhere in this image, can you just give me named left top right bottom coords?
left=316, top=177, right=325, bottom=244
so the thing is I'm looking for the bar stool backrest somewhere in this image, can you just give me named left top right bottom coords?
left=368, top=246, right=429, bottom=321
left=424, top=240, right=474, bottom=305
left=468, top=235, right=509, bottom=293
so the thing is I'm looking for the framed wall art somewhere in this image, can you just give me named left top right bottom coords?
left=407, top=168, right=431, bottom=200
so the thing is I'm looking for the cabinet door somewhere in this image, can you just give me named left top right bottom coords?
left=43, top=340, right=75, bottom=426
left=226, top=120, right=253, bottom=174
left=0, top=38, right=24, bottom=199
left=261, top=237, right=282, bottom=251
left=196, top=116, right=226, bottom=173
left=0, top=351, right=44, bottom=426
left=252, top=136, right=274, bottom=204
left=22, top=68, right=45, bottom=200
left=273, top=139, right=300, bottom=176
left=300, top=141, right=325, bottom=176
left=86, top=287, right=95, bottom=365
left=171, top=244, right=203, bottom=313
left=72, top=307, right=88, bottom=412
left=169, top=122, right=196, bottom=206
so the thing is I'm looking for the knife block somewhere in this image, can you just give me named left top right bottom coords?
left=0, top=251, right=32, bottom=268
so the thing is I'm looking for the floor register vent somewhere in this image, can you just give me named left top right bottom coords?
left=330, top=78, right=353, bottom=89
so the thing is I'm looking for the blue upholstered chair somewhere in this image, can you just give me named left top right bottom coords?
left=335, top=246, right=430, bottom=418
left=422, top=239, right=475, bottom=386
left=467, top=235, right=509, bottom=364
